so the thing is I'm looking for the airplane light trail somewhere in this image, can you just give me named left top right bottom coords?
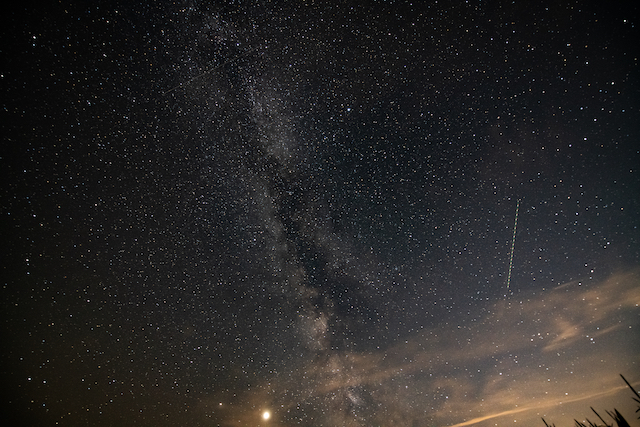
left=506, top=199, right=520, bottom=289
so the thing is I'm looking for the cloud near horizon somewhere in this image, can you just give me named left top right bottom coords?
left=203, top=269, right=640, bottom=426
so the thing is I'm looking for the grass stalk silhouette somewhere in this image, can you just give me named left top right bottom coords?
left=542, top=375, right=639, bottom=427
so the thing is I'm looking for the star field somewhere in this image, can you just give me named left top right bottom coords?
left=2, top=1, right=639, bottom=426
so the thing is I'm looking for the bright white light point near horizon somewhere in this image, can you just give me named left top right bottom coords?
left=262, top=410, right=270, bottom=420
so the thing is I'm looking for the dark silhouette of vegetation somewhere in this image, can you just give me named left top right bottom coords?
left=542, top=375, right=639, bottom=427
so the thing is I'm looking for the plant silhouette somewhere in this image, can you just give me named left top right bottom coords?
left=542, top=375, right=639, bottom=427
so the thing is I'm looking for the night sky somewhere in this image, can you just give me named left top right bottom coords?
left=2, top=1, right=639, bottom=426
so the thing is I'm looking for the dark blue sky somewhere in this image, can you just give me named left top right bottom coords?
left=2, top=1, right=639, bottom=426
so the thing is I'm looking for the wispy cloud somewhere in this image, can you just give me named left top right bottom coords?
left=206, top=269, right=640, bottom=426
left=446, top=383, right=632, bottom=427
